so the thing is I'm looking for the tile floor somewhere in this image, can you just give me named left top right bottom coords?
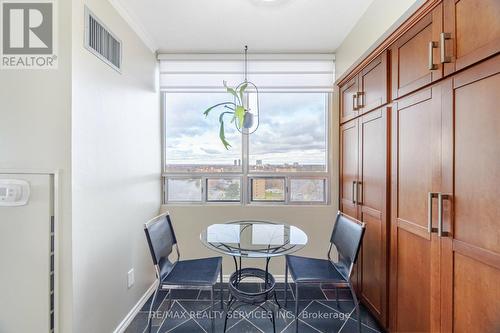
left=126, top=283, right=385, bottom=333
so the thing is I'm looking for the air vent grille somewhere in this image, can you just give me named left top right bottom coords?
left=85, top=7, right=121, bottom=72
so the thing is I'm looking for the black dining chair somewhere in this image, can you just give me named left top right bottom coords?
left=143, top=212, right=223, bottom=333
left=284, top=211, right=366, bottom=333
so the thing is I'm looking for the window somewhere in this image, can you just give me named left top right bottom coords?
left=249, top=93, right=327, bottom=172
left=160, top=55, right=333, bottom=205
left=250, top=178, right=286, bottom=202
left=207, top=178, right=241, bottom=202
left=165, top=93, right=242, bottom=173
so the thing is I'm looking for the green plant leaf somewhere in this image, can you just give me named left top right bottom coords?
left=219, top=119, right=232, bottom=150
left=203, top=102, right=235, bottom=117
left=238, top=83, right=248, bottom=105
left=235, top=106, right=245, bottom=128
left=223, top=81, right=241, bottom=105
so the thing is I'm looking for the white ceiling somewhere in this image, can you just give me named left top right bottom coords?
left=112, top=0, right=374, bottom=53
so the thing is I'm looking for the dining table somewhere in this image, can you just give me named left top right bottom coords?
left=200, top=219, right=308, bottom=318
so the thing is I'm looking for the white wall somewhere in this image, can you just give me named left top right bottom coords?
left=335, top=0, right=422, bottom=79
left=71, top=0, right=160, bottom=332
left=0, top=0, right=74, bottom=331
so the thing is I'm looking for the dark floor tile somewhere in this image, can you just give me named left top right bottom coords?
left=298, top=300, right=348, bottom=333
left=296, top=285, right=326, bottom=300
left=156, top=301, right=192, bottom=332
left=125, top=311, right=159, bottom=333
left=170, top=289, right=200, bottom=300
left=346, top=304, right=384, bottom=332
left=142, top=290, right=170, bottom=311
left=280, top=319, right=323, bottom=333
left=322, top=288, right=352, bottom=301
left=164, top=319, right=205, bottom=333
left=340, top=318, right=381, bottom=333
left=198, top=289, right=229, bottom=301
left=226, top=319, right=262, bottom=333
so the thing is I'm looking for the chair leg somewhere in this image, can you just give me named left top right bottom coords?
left=284, top=261, right=288, bottom=307
left=220, top=265, right=224, bottom=309
left=223, top=298, right=234, bottom=333
left=349, top=283, right=362, bottom=333
left=271, top=302, right=276, bottom=333
left=167, top=289, right=173, bottom=311
left=295, top=283, right=299, bottom=333
left=146, top=284, right=160, bottom=333
left=211, top=287, right=215, bottom=333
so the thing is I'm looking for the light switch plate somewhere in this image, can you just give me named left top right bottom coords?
left=127, top=269, right=134, bottom=289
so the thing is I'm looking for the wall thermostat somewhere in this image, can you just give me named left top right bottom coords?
left=0, top=179, right=30, bottom=206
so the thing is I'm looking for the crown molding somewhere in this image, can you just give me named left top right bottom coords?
left=108, top=0, right=158, bottom=53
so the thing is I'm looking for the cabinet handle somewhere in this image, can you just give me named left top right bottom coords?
left=428, top=192, right=439, bottom=233
left=428, top=41, right=438, bottom=70
left=440, top=32, right=452, bottom=63
left=352, top=181, right=357, bottom=204
left=352, top=94, right=358, bottom=111
left=357, top=181, right=363, bottom=205
left=438, top=193, right=452, bottom=237
left=357, top=92, right=364, bottom=109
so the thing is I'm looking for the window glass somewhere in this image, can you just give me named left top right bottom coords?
left=290, top=179, right=325, bottom=202
left=167, top=178, right=202, bottom=202
left=251, top=178, right=285, bottom=202
left=207, top=178, right=241, bottom=202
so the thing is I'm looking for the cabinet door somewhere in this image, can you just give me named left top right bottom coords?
left=442, top=0, right=500, bottom=76
left=358, top=108, right=389, bottom=326
left=340, top=119, right=359, bottom=219
left=340, top=76, right=359, bottom=123
left=440, top=56, right=500, bottom=333
left=391, top=4, right=443, bottom=99
left=358, top=52, right=388, bottom=114
left=390, top=86, right=442, bottom=332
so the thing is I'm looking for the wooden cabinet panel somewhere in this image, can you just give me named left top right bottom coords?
left=340, top=76, right=359, bottom=123
left=443, top=0, right=500, bottom=75
left=358, top=52, right=388, bottom=114
left=391, top=5, right=443, bottom=99
left=440, top=56, right=500, bottom=333
left=340, top=119, right=359, bottom=219
left=358, top=108, right=389, bottom=326
left=390, top=85, right=442, bottom=332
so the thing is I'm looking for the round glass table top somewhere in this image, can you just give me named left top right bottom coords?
left=200, top=220, right=308, bottom=258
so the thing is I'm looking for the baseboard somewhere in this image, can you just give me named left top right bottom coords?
left=113, top=281, right=158, bottom=333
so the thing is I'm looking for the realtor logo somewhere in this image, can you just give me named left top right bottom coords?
left=1, top=0, right=57, bottom=69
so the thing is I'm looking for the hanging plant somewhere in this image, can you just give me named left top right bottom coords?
left=203, top=81, right=251, bottom=150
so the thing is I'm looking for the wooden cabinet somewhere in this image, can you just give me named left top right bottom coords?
left=390, top=85, right=443, bottom=332
left=357, top=109, right=389, bottom=326
left=340, top=77, right=359, bottom=123
left=338, top=2, right=500, bottom=332
left=391, top=4, right=443, bottom=99
left=390, top=56, right=500, bottom=333
left=358, top=52, right=388, bottom=114
left=442, top=0, right=500, bottom=75
left=439, top=55, right=500, bottom=333
left=340, top=52, right=388, bottom=124
left=340, top=108, right=389, bottom=326
left=340, top=119, right=359, bottom=218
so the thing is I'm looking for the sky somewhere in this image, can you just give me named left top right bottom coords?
left=164, top=92, right=327, bottom=166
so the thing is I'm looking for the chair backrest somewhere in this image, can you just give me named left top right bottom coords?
left=330, top=212, right=365, bottom=279
left=144, top=213, right=178, bottom=280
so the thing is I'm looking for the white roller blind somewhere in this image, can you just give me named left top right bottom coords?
left=158, top=54, right=335, bottom=92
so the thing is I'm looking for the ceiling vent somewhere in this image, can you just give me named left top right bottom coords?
left=84, top=7, right=122, bottom=72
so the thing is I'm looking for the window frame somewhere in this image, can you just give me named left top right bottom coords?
left=161, top=91, right=331, bottom=206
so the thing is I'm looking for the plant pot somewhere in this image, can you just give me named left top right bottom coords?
left=243, top=112, right=254, bottom=129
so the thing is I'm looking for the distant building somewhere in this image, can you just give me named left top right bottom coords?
left=256, top=160, right=263, bottom=166
left=234, top=159, right=237, bottom=166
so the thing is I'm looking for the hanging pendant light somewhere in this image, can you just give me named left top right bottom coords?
left=235, top=45, right=260, bottom=134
